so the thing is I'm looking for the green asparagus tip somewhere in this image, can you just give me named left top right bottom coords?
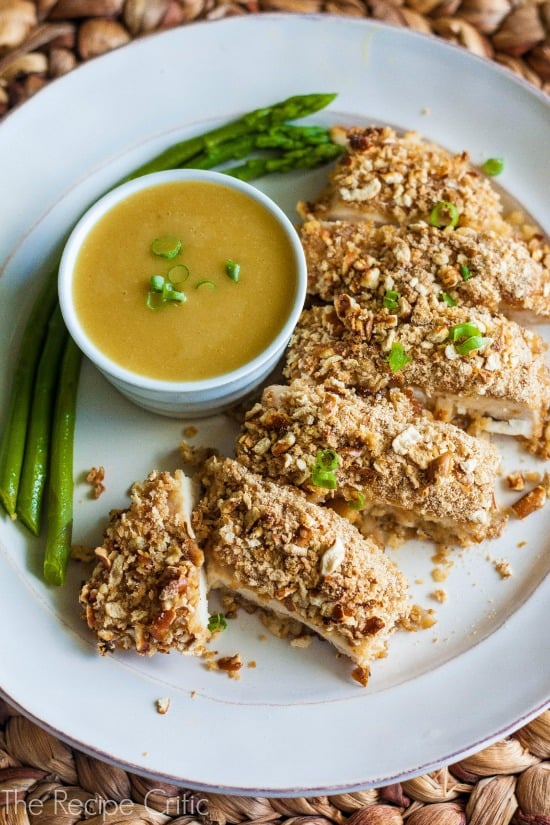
left=243, top=93, right=338, bottom=128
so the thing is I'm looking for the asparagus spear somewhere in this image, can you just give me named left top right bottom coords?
left=121, top=93, right=337, bottom=181
left=0, top=267, right=59, bottom=517
left=225, top=141, right=345, bottom=181
left=186, top=124, right=332, bottom=170
left=16, top=304, right=69, bottom=535
left=43, top=337, right=82, bottom=587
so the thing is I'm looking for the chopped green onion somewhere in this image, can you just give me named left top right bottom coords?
left=149, top=274, right=165, bottom=292
left=168, top=264, right=190, bottom=285
left=225, top=259, right=240, bottom=282
left=150, top=236, right=182, bottom=259
left=455, top=335, right=491, bottom=355
left=347, top=491, right=366, bottom=511
left=383, top=289, right=400, bottom=312
left=311, top=448, right=339, bottom=489
left=440, top=291, right=457, bottom=307
left=311, top=469, right=338, bottom=489
left=315, top=448, right=339, bottom=472
left=482, top=157, right=504, bottom=176
left=429, top=201, right=460, bottom=229
left=460, top=265, right=473, bottom=281
left=195, top=279, right=216, bottom=290
left=146, top=274, right=187, bottom=309
left=164, top=285, right=186, bottom=303
left=448, top=322, right=482, bottom=343
left=208, top=613, right=227, bottom=633
left=146, top=290, right=164, bottom=310
left=387, top=341, right=411, bottom=373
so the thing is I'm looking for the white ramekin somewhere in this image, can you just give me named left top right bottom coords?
left=58, top=169, right=307, bottom=418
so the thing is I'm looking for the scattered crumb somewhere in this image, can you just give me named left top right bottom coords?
left=190, top=691, right=196, bottom=699
left=70, top=544, right=95, bottom=563
left=86, top=466, right=105, bottom=499
left=525, top=471, right=542, bottom=484
left=399, top=603, right=437, bottom=631
left=290, top=634, right=313, bottom=649
left=494, top=559, right=513, bottom=579
left=155, top=697, right=170, bottom=715
left=431, top=567, right=449, bottom=583
left=421, top=106, right=431, bottom=116
left=511, top=485, right=547, bottom=519
left=259, top=634, right=268, bottom=642
left=183, top=426, right=198, bottom=438
left=207, top=653, right=243, bottom=679
left=506, top=470, right=525, bottom=491
left=431, top=546, right=454, bottom=567
left=414, top=578, right=425, bottom=585
left=247, top=661, right=257, bottom=668
left=178, top=440, right=218, bottom=469
left=517, top=541, right=527, bottom=548
left=431, top=589, right=448, bottom=603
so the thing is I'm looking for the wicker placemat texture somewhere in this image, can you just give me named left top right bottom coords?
left=0, top=701, right=549, bottom=822
left=0, top=0, right=549, bottom=116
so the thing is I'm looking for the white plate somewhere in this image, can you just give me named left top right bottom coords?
left=0, top=14, right=549, bottom=796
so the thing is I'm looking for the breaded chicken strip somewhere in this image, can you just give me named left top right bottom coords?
left=80, top=469, right=210, bottom=656
left=235, top=381, right=506, bottom=547
left=284, top=295, right=550, bottom=452
left=298, top=126, right=507, bottom=234
left=300, top=218, right=550, bottom=324
left=194, top=456, right=409, bottom=681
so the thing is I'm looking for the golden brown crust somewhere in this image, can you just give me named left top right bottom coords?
left=79, top=470, right=209, bottom=656
left=284, top=296, right=550, bottom=446
left=194, top=457, right=409, bottom=671
left=236, top=381, right=506, bottom=546
left=299, top=126, right=507, bottom=233
left=300, top=218, right=550, bottom=322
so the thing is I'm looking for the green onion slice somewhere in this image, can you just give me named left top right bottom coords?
left=168, top=264, right=190, bottom=285
left=225, top=259, right=240, bottom=282
left=311, top=449, right=340, bottom=489
left=448, top=322, right=482, bottom=342
left=311, top=469, right=338, bottom=490
left=482, top=157, right=504, bottom=176
left=195, top=279, right=216, bottom=290
left=383, top=289, right=400, bottom=312
left=150, top=236, right=182, bottom=259
left=347, top=491, right=366, bottom=511
left=149, top=274, right=165, bottom=293
left=387, top=341, right=412, bottom=373
left=146, top=290, right=164, bottom=310
left=460, top=265, right=473, bottom=281
left=208, top=613, right=227, bottom=632
left=315, top=448, right=339, bottom=471
left=455, top=335, right=491, bottom=355
left=429, top=201, right=460, bottom=229
left=440, top=291, right=457, bottom=307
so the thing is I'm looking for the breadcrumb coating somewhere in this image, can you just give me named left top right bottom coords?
left=300, top=218, right=550, bottom=323
left=79, top=470, right=209, bottom=656
left=298, top=126, right=508, bottom=234
left=284, top=296, right=550, bottom=447
left=194, top=456, right=409, bottom=672
left=236, top=381, right=506, bottom=546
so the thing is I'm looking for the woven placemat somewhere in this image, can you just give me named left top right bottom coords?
left=1, top=2, right=549, bottom=821
left=0, top=0, right=548, bottom=112
left=0, top=699, right=549, bottom=822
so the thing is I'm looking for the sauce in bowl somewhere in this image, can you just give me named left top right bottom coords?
left=72, top=179, right=299, bottom=382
